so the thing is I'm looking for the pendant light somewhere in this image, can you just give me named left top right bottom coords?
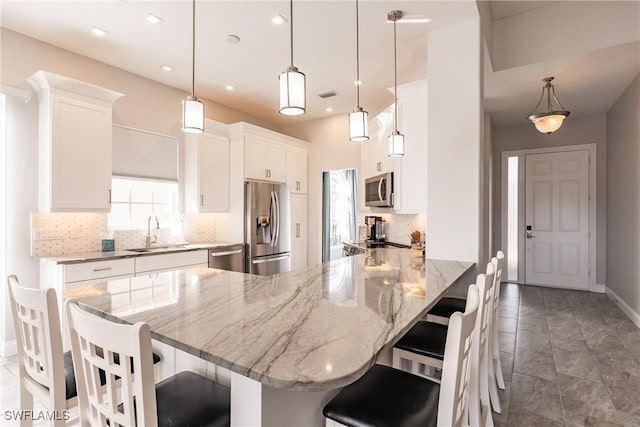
left=526, top=77, right=570, bottom=134
left=279, top=0, right=306, bottom=116
left=349, top=0, right=368, bottom=142
left=182, top=0, right=204, bottom=134
left=388, top=10, right=404, bottom=157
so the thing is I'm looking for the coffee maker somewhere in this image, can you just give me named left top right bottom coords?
left=364, top=216, right=385, bottom=247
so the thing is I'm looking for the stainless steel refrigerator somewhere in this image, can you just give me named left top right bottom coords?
left=245, top=181, right=291, bottom=275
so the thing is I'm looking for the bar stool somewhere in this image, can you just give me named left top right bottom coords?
left=392, top=264, right=496, bottom=426
left=65, top=299, right=230, bottom=427
left=7, top=275, right=75, bottom=426
left=323, top=284, right=480, bottom=427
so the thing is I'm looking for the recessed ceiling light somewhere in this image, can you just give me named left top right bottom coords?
left=146, top=14, right=163, bottom=24
left=91, top=27, right=107, bottom=37
left=325, top=107, right=333, bottom=113
left=354, top=80, right=363, bottom=86
left=272, top=14, right=287, bottom=25
left=161, top=65, right=173, bottom=72
left=225, top=85, right=235, bottom=91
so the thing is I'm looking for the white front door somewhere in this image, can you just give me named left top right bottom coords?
left=525, top=150, right=590, bottom=289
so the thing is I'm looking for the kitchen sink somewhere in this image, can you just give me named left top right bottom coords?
left=126, top=244, right=187, bottom=253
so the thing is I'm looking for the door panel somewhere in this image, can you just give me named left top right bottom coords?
left=525, top=150, right=589, bottom=289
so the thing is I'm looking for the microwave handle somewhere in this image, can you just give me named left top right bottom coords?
left=378, top=177, right=385, bottom=202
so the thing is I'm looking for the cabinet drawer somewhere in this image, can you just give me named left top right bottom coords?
left=64, top=258, right=135, bottom=283
left=135, top=250, right=208, bottom=274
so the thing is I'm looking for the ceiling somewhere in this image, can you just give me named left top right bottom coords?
left=4, top=1, right=638, bottom=129
left=1, top=0, right=478, bottom=126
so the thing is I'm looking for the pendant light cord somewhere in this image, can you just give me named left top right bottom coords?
left=290, top=0, right=294, bottom=67
left=191, top=0, right=196, bottom=97
left=393, top=15, right=398, bottom=132
left=355, top=0, right=360, bottom=107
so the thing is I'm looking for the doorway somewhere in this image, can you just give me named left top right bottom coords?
left=501, top=144, right=597, bottom=291
left=322, top=169, right=357, bottom=262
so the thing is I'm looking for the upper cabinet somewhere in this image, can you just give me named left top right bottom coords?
left=28, top=71, right=124, bottom=212
left=184, top=121, right=230, bottom=213
left=245, top=135, right=287, bottom=183
left=286, top=147, right=307, bottom=194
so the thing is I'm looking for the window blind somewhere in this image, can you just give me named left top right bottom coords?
left=112, top=125, right=178, bottom=182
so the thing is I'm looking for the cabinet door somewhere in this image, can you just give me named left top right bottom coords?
left=267, top=143, right=287, bottom=183
left=395, top=92, right=427, bottom=214
left=199, top=133, right=230, bottom=212
left=51, top=94, right=112, bottom=211
left=287, top=149, right=307, bottom=194
left=291, top=193, right=307, bottom=270
left=245, top=135, right=269, bottom=180
left=369, top=138, right=394, bottom=175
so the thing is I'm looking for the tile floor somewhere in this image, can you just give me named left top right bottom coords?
left=0, top=284, right=638, bottom=426
left=494, top=284, right=640, bottom=427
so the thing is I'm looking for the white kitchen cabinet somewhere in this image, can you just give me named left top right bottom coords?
left=286, top=148, right=307, bottom=194
left=185, top=129, right=230, bottom=213
left=291, top=193, right=307, bottom=270
left=28, top=70, right=123, bottom=212
left=245, top=135, right=287, bottom=183
left=134, top=250, right=208, bottom=274
left=368, top=138, right=395, bottom=176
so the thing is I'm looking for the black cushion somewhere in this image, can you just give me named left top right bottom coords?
left=155, top=371, right=230, bottom=427
left=323, top=364, right=440, bottom=427
left=427, top=297, right=466, bottom=319
left=63, top=350, right=162, bottom=400
left=393, top=321, right=448, bottom=360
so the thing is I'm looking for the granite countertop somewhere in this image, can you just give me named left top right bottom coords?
left=38, top=242, right=239, bottom=265
left=65, top=249, right=473, bottom=392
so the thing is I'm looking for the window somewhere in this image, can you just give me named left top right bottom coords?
left=322, top=169, right=357, bottom=262
left=108, top=177, right=178, bottom=230
left=507, top=156, right=519, bottom=281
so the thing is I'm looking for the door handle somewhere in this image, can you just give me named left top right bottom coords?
left=210, top=249, right=244, bottom=257
left=378, top=177, right=385, bottom=202
left=526, top=234, right=535, bottom=239
left=251, top=253, right=290, bottom=264
left=273, top=191, right=280, bottom=247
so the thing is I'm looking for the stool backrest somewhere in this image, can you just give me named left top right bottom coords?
left=66, top=300, right=157, bottom=427
left=478, top=263, right=496, bottom=351
left=6, top=275, right=65, bottom=396
left=491, top=252, right=505, bottom=321
left=438, top=283, right=479, bottom=427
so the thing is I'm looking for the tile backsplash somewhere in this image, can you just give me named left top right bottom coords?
left=31, top=212, right=218, bottom=257
left=358, top=213, right=426, bottom=246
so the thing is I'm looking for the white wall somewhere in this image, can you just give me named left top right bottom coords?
left=606, top=74, right=640, bottom=318
left=480, top=112, right=494, bottom=267
left=426, top=17, right=483, bottom=267
left=492, top=114, right=608, bottom=286
left=282, top=115, right=360, bottom=266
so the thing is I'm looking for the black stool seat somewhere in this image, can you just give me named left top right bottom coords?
left=156, top=371, right=230, bottom=427
left=63, top=350, right=161, bottom=400
left=428, top=297, right=466, bottom=319
left=323, top=364, right=440, bottom=427
left=394, top=321, right=448, bottom=360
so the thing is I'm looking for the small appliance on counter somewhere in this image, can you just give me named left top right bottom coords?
left=365, top=216, right=385, bottom=248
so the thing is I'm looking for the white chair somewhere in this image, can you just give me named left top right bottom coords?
left=392, top=263, right=496, bottom=427
left=323, top=284, right=480, bottom=427
left=65, top=299, right=230, bottom=427
left=6, top=275, right=76, bottom=427
left=489, top=251, right=506, bottom=392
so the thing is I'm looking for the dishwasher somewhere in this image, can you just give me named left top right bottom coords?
left=208, top=244, right=245, bottom=272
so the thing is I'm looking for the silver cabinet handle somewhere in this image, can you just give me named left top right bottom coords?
left=108, top=189, right=112, bottom=203
left=296, top=223, right=301, bottom=238
left=266, top=169, right=269, bottom=178
left=251, top=253, right=290, bottom=264
left=93, top=267, right=112, bottom=272
left=200, top=194, right=204, bottom=206
left=210, top=249, right=244, bottom=257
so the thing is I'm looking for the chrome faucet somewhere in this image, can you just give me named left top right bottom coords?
left=146, top=216, right=160, bottom=248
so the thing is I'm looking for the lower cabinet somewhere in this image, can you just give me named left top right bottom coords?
left=134, top=250, right=208, bottom=274
left=291, top=194, right=307, bottom=270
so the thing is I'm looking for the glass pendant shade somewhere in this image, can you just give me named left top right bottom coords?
left=529, top=112, right=568, bottom=134
left=349, top=107, right=369, bottom=142
left=388, top=130, right=404, bottom=157
left=279, top=66, right=306, bottom=116
left=182, top=96, right=204, bottom=133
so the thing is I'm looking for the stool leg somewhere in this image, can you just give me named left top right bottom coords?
left=480, top=351, right=495, bottom=426
left=493, top=323, right=505, bottom=389
left=19, top=384, right=33, bottom=427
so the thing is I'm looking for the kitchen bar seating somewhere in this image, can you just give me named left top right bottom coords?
left=323, top=283, right=480, bottom=427
left=7, top=275, right=76, bottom=426
left=393, top=262, right=496, bottom=427
left=65, top=300, right=231, bottom=427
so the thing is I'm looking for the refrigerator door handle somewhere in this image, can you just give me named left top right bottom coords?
left=273, top=190, right=280, bottom=248
left=269, top=191, right=277, bottom=246
left=251, top=253, right=290, bottom=264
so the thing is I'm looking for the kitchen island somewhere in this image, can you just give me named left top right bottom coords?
left=65, top=249, right=473, bottom=426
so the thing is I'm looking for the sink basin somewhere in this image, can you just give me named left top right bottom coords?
left=126, top=244, right=187, bottom=253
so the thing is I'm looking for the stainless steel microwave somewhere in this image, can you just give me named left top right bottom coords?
left=365, top=172, right=393, bottom=208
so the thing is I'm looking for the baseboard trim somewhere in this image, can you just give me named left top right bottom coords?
left=592, top=283, right=606, bottom=293
left=606, top=287, right=640, bottom=329
left=0, top=340, right=17, bottom=357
